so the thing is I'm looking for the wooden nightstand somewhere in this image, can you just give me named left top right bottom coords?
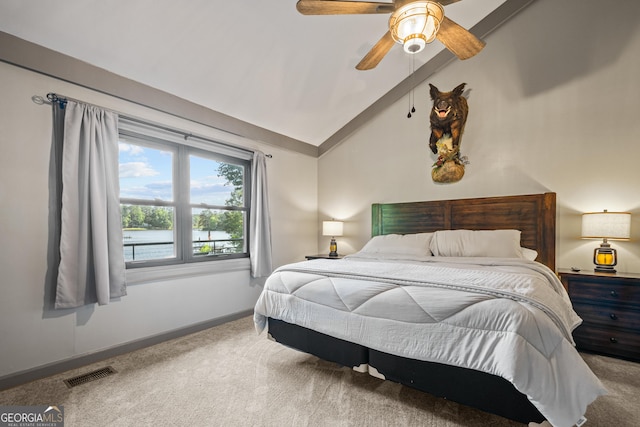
left=559, top=268, right=640, bottom=362
left=305, top=254, right=344, bottom=260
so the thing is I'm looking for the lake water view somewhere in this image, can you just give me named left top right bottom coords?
left=123, top=229, right=232, bottom=261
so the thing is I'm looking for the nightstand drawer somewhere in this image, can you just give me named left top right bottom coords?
left=573, top=325, right=640, bottom=361
left=560, top=269, right=640, bottom=361
left=568, top=280, right=640, bottom=307
left=573, top=302, right=640, bottom=330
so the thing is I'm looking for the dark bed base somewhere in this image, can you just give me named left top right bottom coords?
left=268, top=317, right=545, bottom=425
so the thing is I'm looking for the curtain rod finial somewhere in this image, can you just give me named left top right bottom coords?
left=31, top=95, right=46, bottom=105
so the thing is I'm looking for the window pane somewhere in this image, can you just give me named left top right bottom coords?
left=119, top=141, right=174, bottom=201
left=190, top=155, right=244, bottom=207
left=192, top=208, right=245, bottom=256
left=118, top=120, right=250, bottom=268
left=122, top=205, right=175, bottom=261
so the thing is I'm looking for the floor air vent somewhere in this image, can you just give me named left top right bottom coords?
left=63, top=366, right=117, bottom=388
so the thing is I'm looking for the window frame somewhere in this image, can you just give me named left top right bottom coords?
left=118, top=118, right=252, bottom=269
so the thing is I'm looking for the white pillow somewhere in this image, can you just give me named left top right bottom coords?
left=352, top=233, right=433, bottom=261
left=520, top=247, right=538, bottom=261
left=429, top=229, right=523, bottom=258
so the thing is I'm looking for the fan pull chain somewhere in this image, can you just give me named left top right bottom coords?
left=407, top=55, right=416, bottom=118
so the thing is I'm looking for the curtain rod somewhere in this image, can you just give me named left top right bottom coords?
left=31, top=93, right=272, bottom=158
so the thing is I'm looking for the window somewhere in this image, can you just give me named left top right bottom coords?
left=118, top=119, right=252, bottom=268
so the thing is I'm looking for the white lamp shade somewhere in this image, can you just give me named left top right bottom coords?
left=322, top=221, right=343, bottom=237
left=581, top=211, right=631, bottom=240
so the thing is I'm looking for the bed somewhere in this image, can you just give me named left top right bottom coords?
left=254, top=193, right=606, bottom=427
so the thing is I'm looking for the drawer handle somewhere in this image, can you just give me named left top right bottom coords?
left=610, top=290, right=619, bottom=297
left=610, top=337, right=618, bottom=343
left=610, top=313, right=618, bottom=320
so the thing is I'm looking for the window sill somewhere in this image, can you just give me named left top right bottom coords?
left=126, top=257, right=251, bottom=285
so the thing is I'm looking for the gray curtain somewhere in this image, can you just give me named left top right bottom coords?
left=53, top=100, right=126, bottom=308
left=249, top=151, right=273, bottom=278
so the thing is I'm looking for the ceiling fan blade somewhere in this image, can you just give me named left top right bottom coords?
left=436, top=16, right=486, bottom=60
left=356, top=31, right=395, bottom=70
left=296, top=0, right=395, bottom=15
left=437, top=0, right=463, bottom=6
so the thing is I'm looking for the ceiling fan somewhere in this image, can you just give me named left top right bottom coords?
left=296, top=0, right=486, bottom=70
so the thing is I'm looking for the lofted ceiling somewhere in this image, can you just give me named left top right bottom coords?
left=0, top=0, right=516, bottom=149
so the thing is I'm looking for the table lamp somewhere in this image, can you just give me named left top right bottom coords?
left=322, top=220, right=343, bottom=257
left=581, top=210, right=631, bottom=273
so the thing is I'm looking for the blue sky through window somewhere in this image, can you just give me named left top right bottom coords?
left=119, top=142, right=235, bottom=206
left=189, top=155, right=236, bottom=206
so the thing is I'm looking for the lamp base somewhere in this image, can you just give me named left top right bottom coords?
left=593, top=245, right=617, bottom=274
left=329, top=237, right=338, bottom=257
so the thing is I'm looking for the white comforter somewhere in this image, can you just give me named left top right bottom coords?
left=254, top=257, right=607, bottom=427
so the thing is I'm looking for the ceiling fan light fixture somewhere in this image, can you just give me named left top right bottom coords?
left=404, top=36, right=426, bottom=54
left=389, top=1, right=444, bottom=54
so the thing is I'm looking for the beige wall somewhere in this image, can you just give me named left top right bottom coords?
left=0, top=61, right=318, bottom=379
left=318, top=0, right=640, bottom=272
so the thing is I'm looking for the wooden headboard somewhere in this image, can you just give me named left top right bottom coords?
left=371, top=193, right=556, bottom=271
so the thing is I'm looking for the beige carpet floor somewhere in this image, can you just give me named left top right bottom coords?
left=1, top=316, right=638, bottom=427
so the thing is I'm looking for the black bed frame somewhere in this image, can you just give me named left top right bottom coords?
left=267, top=193, right=557, bottom=424
left=268, top=318, right=545, bottom=424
